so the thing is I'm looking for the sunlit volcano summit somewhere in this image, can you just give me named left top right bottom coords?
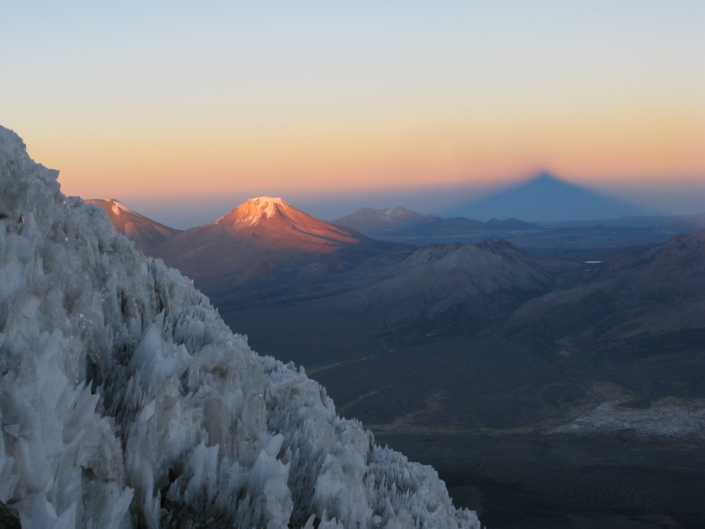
left=215, top=196, right=291, bottom=225
left=211, top=196, right=361, bottom=251
left=149, top=196, right=404, bottom=288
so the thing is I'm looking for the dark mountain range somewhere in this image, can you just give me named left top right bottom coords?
left=332, top=207, right=541, bottom=241
left=507, top=229, right=705, bottom=362
left=660, top=217, right=705, bottom=233
left=99, top=196, right=698, bottom=267
left=535, top=213, right=702, bottom=229
left=202, top=232, right=705, bottom=528
left=331, top=204, right=692, bottom=257
left=331, top=206, right=442, bottom=232
left=86, top=198, right=182, bottom=250
left=446, top=172, right=654, bottom=222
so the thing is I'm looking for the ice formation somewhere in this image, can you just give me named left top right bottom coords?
left=0, top=125, right=480, bottom=528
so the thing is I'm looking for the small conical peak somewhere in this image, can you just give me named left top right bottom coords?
left=88, top=198, right=136, bottom=217
left=386, top=207, right=413, bottom=217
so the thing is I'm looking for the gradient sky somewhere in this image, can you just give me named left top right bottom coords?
left=2, top=1, right=704, bottom=226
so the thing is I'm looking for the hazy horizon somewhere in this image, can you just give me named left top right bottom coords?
left=107, top=173, right=705, bottom=230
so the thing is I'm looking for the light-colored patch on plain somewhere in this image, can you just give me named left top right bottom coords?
left=551, top=395, right=705, bottom=439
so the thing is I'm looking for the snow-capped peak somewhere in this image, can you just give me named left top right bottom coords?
left=249, top=196, right=286, bottom=206
left=246, top=196, right=288, bottom=220
left=214, top=196, right=293, bottom=226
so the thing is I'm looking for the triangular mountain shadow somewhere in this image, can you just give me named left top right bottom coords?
left=446, top=172, right=654, bottom=222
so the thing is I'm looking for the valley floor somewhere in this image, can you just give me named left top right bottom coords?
left=224, top=308, right=705, bottom=529
left=380, top=431, right=705, bottom=529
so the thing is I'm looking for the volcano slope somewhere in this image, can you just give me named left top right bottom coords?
left=203, top=232, right=705, bottom=528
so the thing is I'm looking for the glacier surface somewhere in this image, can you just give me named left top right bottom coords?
left=0, top=125, right=480, bottom=528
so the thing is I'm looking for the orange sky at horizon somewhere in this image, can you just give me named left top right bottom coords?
left=3, top=2, right=704, bottom=204
left=24, top=101, right=704, bottom=200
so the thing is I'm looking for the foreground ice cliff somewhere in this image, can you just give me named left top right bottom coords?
left=0, top=125, right=480, bottom=529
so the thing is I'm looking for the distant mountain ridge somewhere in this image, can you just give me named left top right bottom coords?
left=332, top=207, right=541, bottom=241
left=446, top=172, right=654, bottom=222
left=331, top=205, right=680, bottom=253
left=98, top=196, right=704, bottom=267
left=535, top=212, right=705, bottom=229
left=331, top=206, right=441, bottom=232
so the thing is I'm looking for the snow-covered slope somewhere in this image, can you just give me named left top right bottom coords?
left=0, top=125, right=480, bottom=528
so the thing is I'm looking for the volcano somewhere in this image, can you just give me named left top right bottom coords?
left=210, top=196, right=362, bottom=250
left=151, top=197, right=401, bottom=287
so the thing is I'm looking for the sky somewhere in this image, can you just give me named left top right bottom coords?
left=2, top=1, right=704, bottom=227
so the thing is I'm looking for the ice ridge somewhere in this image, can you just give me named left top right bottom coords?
left=0, top=124, right=480, bottom=528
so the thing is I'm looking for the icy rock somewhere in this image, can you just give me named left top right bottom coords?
left=0, top=125, right=480, bottom=528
